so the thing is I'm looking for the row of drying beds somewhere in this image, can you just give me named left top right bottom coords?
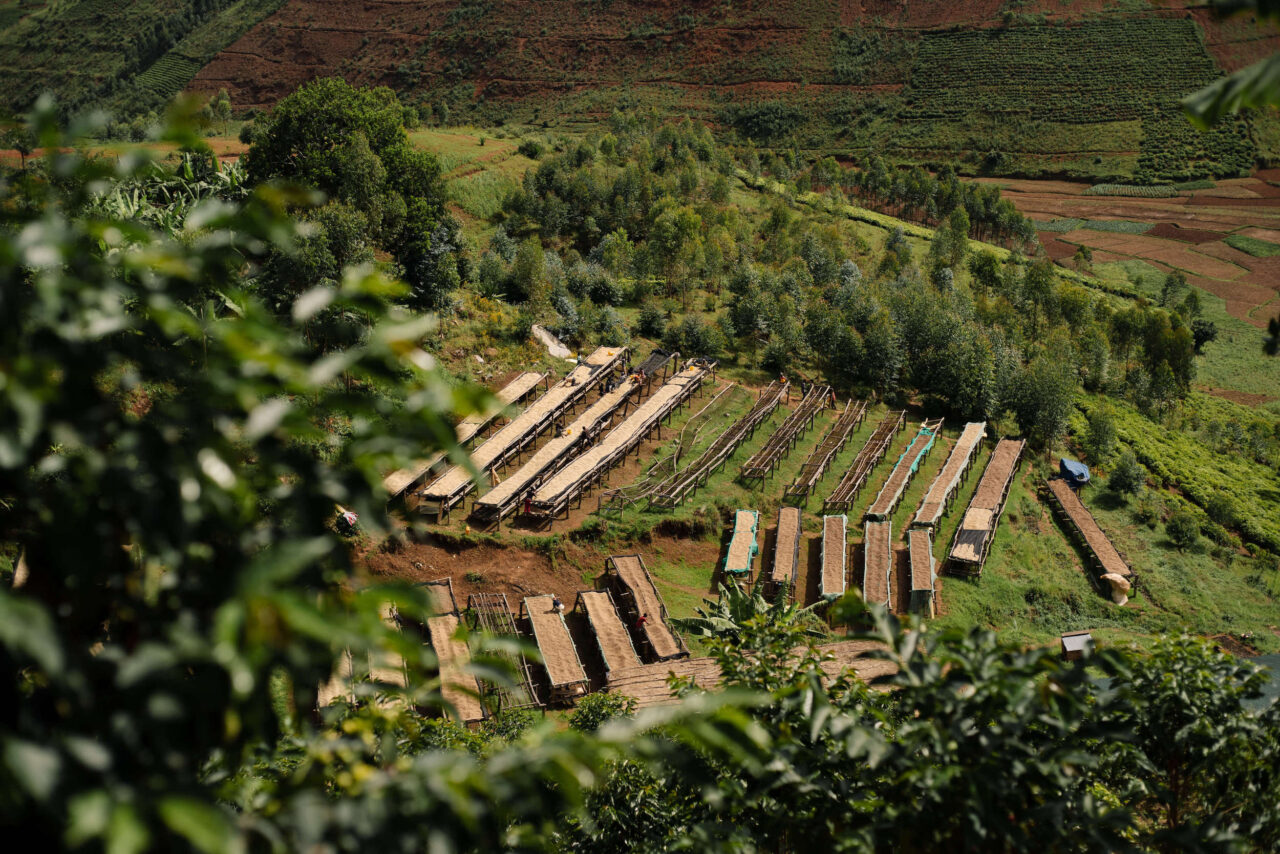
left=318, top=556, right=689, bottom=724
left=726, top=421, right=1023, bottom=620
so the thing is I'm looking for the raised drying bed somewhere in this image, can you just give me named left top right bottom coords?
left=947, top=438, right=1025, bottom=576
left=467, top=592, right=541, bottom=711
left=470, top=357, right=673, bottom=526
left=529, top=361, right=714, bottom=521
left=770, top=506, right=802, bottom=598
left=739, top=384, right=831, bottom=482
left=368, top=601, right=408, bottom=698
left=784, top=399, right=868, bottom=501
left=604, top=554, right=688, bottom=662
left=319, top=579, right=461, bottom=712
left=576, top=590, right=642, bottom=680
left=862, top=519, right=893, bottom=610
left=824, top=411, right=906, bottom=514
left=419, top=346, right=627, bottom=518
left=383, top=370, right=548, bottom=502
left=1044, top=478, right=1136, bottom=600
left=648, top=381, right=788, bottom=509
left=426, top=613, right=485, bottom=724
left=865, top=418, right=945, bottom=520
left=522, top=594, right=590, bottom=702
left=908, top=528, right=936, bottom=618
left=821, top=514, right=848, bottom=600
left=723, top=509, right=760, bottom=577
left=912, top=422, right=987, bottom=529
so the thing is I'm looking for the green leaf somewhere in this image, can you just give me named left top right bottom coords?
left=158, top=797, right=241, bottom=854
left=4, top=738, right=61, bottom=801
left=106, top=803, right=149, bottom=854
left=65, top=790, right=110, bottom=846
left=1182, top=54, right=1280, bottom=128
left=0, top=590, right=64, bottom=674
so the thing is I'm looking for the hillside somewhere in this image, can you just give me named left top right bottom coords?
left=3, top=2, right=1278, bottom=180
left=180, top=0, right=1280, bottom=181
left=0, top=0, right=286, bottom=120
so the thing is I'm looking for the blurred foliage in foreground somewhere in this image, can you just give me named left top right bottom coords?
left=0, top=105, right=1278, bottom=853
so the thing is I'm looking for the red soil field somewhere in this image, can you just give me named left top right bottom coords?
left=1039, top=234, right=1079, bottom=260
left=1146, top=223, right=1227, bottom=244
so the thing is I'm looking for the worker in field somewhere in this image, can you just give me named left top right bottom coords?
left=552, top=595, right=564, bottom=614
left=635, top=612, right=649, bottom=631
left=523, top=494, right=533, bottom=516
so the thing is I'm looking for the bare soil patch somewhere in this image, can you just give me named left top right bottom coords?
left=1208, top=633, right=1261, bottom=657
left=1239, top=227, right=1280, bottom=244
left=1039, top=234, right=1079, bottom=260
left=1199, top=386, right=1277, bottom=407
left=366, top=536, right=585, bottom=603
left=1147, top=223, right=1227, bottom=244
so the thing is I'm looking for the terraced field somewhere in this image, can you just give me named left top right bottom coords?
left=977, top=173, right=1280, bottom=403
left=176, top=2, right=1280, bottom=181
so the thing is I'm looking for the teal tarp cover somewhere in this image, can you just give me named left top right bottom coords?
left=1060, top=458, right=1090, bottom=485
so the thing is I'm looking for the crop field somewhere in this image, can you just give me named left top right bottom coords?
left=0, top=0, right=286, bottom=117
left=1225, top=233, right=1280, bottom=258
left=324, top=126, right=1280, bottom=671
left=133, top=54, right=202, bottom=101
left=977, top=174, right=1280, bottom=338
left=1084, top=185, right=1180, bottom=198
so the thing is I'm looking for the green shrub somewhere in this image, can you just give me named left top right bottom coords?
left=1108, top=449, right=1146, bottom=495
left=636, top=301, right=666, bottom=338
left=1084, top=409, right=1116, bottom=462
left=517, top=138, right=545, bottom=159
left=569, top=692, right=638, bottom=732
left=480, top=707, right=539, bottom=743
left=1205, top=492, right=1240, bottom=528
left=1166, top=511, right=1201, bottom=550
left=1134, top=492, right=1163, bottom=528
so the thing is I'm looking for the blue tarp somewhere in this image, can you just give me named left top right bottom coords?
left=1060, top=458, right=1090, bottom=486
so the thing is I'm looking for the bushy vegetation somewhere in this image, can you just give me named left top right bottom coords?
left=246, top=78, right=462, bottom=315
left=0, top=0, right=286, bottom=124
left=487, top=115, right=1203, bottom=445
left=1225, top=233, right=1280, bottom=258
left=1084, top=183, right=1180, bottom=197
left=1080, top=395, right=1280, bottom=553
